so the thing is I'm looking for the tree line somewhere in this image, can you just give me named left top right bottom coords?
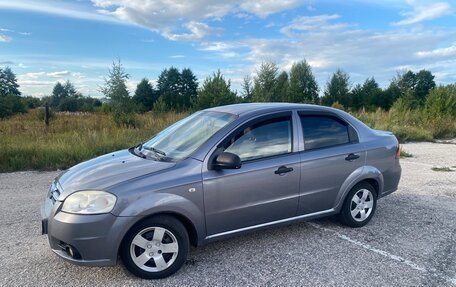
left=1, top=60, right=455, bottom=122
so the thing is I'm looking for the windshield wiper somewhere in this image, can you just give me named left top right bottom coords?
left=129, top=142, right=146, bottom=159
left=142, top=146, right=166, bottom=156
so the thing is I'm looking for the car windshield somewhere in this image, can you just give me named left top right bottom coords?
left=141, top=111, right=237, bottom=161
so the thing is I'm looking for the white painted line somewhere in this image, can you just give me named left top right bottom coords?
left=308, top=222, right=456, bottom=286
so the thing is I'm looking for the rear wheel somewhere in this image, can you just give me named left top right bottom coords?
left=339, top=182, right=377, bottom=227
left=120, top=215, right=189, bottom=279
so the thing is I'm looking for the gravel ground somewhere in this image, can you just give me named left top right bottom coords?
left=0, top=142, right=455, bottom=287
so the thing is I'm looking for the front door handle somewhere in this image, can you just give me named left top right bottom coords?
left=274, top=166, right=294, bottom=175
left=345, top=153, right=360, bottom=161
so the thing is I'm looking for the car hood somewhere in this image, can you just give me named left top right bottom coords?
left=57, top=149, right=176, bottom=198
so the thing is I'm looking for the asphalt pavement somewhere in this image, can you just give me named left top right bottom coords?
left=0, top=142, right=455, bottom=286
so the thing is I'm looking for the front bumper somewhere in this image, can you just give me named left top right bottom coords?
left=41, top=197, right=136, bottom=267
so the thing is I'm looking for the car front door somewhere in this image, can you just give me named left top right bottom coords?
left=297, top=112, right=366, bottom=215
left=202, top=112, right=301, bottom=236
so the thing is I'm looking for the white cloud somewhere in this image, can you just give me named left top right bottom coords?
left=16, top=70, right=93, bottom=96
left=0, top=34, right=11, bottom=42
left=0, top=0, right=308, bottom=42
left=91, top=0, right=304, bottom=40
left=0, top=0, right=122, bottom=24
left=47, top=71, right=71, bottom=77
left=170, top=55, right=185, bottom=58
left=20, top=72, right=46, bottom=79
left=280, top=14, right=343, bottom=36
left=163, top=21, right=223, bottom=41
left=199, top=41, right=245, bottom=58
left=416, top=43, right=456, bottom=58
left=394, top=1, right=452, bottom=26
left=199, top=14, right=456, bottom=87
left=239, top=0, right=303, bottom=17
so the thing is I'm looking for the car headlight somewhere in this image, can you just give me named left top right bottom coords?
left=61, top=190, right=117, bottom=214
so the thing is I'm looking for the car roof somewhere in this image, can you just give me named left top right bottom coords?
left=204, top=103, right=333, bottom=116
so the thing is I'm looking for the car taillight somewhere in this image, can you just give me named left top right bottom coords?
left=395, top=138, right=400, bottom=159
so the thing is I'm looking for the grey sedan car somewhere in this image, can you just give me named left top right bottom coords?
left=41, top=103, right=401, bottom=279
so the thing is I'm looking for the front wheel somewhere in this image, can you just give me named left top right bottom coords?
left=120, top=215, right=189, bottom=279
left=339, top=182, right=377, bottom=228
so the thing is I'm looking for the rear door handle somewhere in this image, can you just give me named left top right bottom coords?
left=345, top=153, right=360, bottom=161
left=275, top=166, right=294, bottom=175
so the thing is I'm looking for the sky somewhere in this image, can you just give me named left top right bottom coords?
left=0, top=0, right=455, bottom=97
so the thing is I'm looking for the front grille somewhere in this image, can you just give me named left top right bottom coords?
left=48, top=182, right=62, bottom=204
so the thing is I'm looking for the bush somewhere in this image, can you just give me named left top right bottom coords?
left=58, top=97, right=80, bottom=112
left=0, top=94, right=27, bottom=118
left=152, top=97, right=168, bottom=113
left=425, top=85, right=456, bottom=118
left=37, top=106, right=56, bottom=121
left=331, top=101, right=345, bottom=111
left=21, top=96, right=41, bottom=109
left=57, top=96, right=103, bottom=112
left=112, top=111, right=139, bottom=128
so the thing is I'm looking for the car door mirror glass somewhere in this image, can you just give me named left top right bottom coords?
left=213, top=152, right=241, bottom=170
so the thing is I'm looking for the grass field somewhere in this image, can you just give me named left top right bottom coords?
left=354, top=109, right=456, bottom=142
left=0, top=108, right=455, bottom=172
left=0, top=110, right=186, bottom=172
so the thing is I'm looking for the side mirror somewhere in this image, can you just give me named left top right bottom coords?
left=213, top=152, right=241, bottom=170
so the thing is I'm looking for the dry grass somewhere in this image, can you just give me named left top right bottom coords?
left=353, top=108, right=456, bottom=142
left=1, top=107, right=455, bottom=172
left=0, top=110, right=186, bottom=172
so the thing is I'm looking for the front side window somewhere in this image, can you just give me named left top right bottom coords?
left=141, top=111, right=237, bottom=161
left=300, top=115, right=350, bottom=150
left=224, top=116, right=292, bottom=161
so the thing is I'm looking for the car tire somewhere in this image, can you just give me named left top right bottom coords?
left=339, top=182, right=377, bottom=228
left=120, top=215, right=189, bottom=279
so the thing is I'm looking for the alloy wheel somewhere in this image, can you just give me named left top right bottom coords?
left=130, top=227, right=179, bottom=272
left=350, top=188, right=374, bottom=222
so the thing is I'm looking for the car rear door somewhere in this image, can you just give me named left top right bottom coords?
left=202, top=112, right=301, bottom=236
left=297, top=111, right=366, bottom=215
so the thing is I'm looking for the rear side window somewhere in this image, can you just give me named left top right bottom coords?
left=300, top=115, right=350, bottom=150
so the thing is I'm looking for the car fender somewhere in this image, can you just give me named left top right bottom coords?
left=333, top=165, right=384, bottom=212
left=115, top=192, right=206, bottom=245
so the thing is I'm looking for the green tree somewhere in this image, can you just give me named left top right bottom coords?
left=322, top=69, right=350, bottom=107
left=274, top=71, right=289, bottom=102
left=157, top=67, right=181, bottom=110
left=100, top=61, right=136, bottom=127
left=196, top=70, right=237, bottom=109
left=51, top=80, right=80, bottom=108
left=132, top=78, right=157, bottom=112
left=381, top=80, right=401, bottom=110
left=241, top=75, right=253, bottom=102
left=180, top=68, right=198, bottom=109
left=394, top=69, right=435, bottom=108
left=63, top=80, right=78, bottom=97
left=415, top=70, right=435, bottom=104
left=397, top=70, right=417, bottom=95
left=252, top=62, right=278, bottom=102
left=350, top=84, right=363, bottom=110
left=0, top=67, right=21, bottom=96
left=100, top=60, right=130, bottom=106
left=361, top=77, right=383, bottom=109
left=289, top=60, right=319, bottom=103
left=50, top=82, right=66, bottom=106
